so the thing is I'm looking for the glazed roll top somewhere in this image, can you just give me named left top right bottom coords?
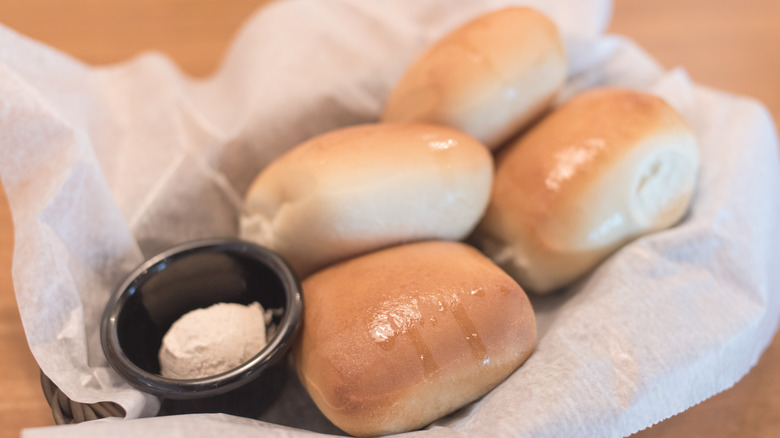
left=382, top=7, right=567, bottom=150
left=473, top=87, right=700, bottom=294
left=296, top=241, right=537, bottom=437
left=240, top=123, right=493, bottom=277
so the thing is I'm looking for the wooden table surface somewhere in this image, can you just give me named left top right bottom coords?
left=0, top=0, right=778, bottom=437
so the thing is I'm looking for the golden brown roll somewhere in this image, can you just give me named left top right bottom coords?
left=239, top=123, right=493, bottom=277
left=472, top=87, right=700, bottom=294
left=296, top=241, right=536, bottom=436
left=382, top=7, right=566, bottom=150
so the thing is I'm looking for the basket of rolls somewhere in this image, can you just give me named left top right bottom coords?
left=232, top=7, right=698, bottom=435
left=2, top=0, right=779, bottom=437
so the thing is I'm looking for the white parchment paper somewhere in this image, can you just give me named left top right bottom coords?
left=2, top=0, right=779, bottom=436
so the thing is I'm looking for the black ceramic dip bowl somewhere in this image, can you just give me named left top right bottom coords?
left=101, top=239, right=303, bottom=401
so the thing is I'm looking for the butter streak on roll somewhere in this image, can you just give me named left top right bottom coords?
left=240, top=123, right=493, bottom=277
left=473, top=88, right=700, bottom=294
left=382, top=7, right=567, bottom=150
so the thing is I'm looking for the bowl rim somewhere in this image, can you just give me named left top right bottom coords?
left=100, top=238, right=303, bottom=399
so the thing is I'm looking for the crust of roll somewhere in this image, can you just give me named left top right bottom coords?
left=382, top=7, right=566, bottom=150
left=240, top=123, right=493, bottom=277
left=295, top=241, right=536, bottom=437
left=473, top=87, right=700, bottom=293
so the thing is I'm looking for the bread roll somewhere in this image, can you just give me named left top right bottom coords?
left=296, top=241, right=536, bottom=436
left=240, top=123, right=493, bottom=277
left=472, top=88, right=700, bottom=294
left=381, top=7, right=566, bottom=150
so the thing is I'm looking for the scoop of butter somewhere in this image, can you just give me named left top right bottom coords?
left=159, top=302, right=268, bottom=379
